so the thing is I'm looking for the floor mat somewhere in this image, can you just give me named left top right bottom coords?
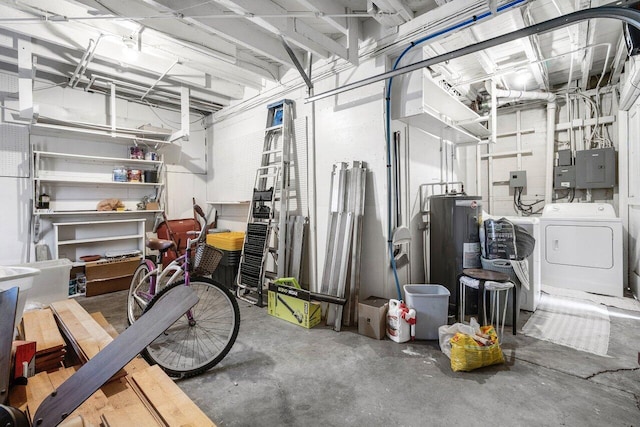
left=541, top=284, right=640, bottom=313
left=521, top=293, right=610, bottom=356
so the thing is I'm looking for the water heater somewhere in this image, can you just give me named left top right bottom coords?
left=428, top=194, right=482, bottom=314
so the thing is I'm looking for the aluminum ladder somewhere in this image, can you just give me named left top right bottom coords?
left=236, top=99, right=293, bottom=306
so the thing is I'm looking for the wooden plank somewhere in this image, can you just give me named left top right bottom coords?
left=25, top=371, right=55, bottom=423
left=21, top=309, right=65, bottom=355
left=48, top=367, right=114, bottom=427
left=90, top=312, right=119, bottom=339
left=129, top=365, right=216, bottom=427
left=50, top=299, right=114, bottom=360
left=101, top=381, right=161, bottom=427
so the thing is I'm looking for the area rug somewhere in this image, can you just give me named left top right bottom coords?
left=521, top=293, right=610, bottom=356
left=541, top=284, right=640, bottom=313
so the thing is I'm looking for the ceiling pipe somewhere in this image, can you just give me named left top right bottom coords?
left=306, top=5, right=640, bottom=103
left=485, top=81, right=557, bottom=207
left=484, top=80, right=556, bottom=102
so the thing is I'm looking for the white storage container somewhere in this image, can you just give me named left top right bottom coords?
left=15, top=259, right=73, bottom=306
left=0, top=266, right=39, bottom=330
left=404, top=284, right=450, bottom=340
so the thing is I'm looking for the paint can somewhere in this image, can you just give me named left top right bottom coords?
left=145, top=151, right=159, bottom=161
left=113, top=166, right=128, bottom=182
left=128, top=169, right=142, bottom=182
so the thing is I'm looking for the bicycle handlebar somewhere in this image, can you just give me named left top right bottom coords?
left=193, top=204, right=206, bottom=220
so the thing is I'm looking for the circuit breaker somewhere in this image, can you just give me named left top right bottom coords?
left=509, top=170, right=527, bottom=188
left=575, top=148, right=616, bottom=189
left=554, top=165, right=576, bottom=189
left=557, top=149, right=572, bottom=166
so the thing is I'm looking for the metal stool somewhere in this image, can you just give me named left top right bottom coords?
left=457, top=268, right=517, bottom=336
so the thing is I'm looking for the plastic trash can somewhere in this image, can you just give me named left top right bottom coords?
left=0, top=266, right=40, bottom=330
left=404, top=284, right=450, bottom=340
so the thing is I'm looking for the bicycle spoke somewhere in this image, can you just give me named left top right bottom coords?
left=142, top=279, right=240, bottom=377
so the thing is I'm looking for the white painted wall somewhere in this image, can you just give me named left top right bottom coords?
left=209, top=51, right=475, bottom=299
left=0, top=71, right=209, bottom=264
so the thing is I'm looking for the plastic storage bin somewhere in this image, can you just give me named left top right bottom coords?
left=15, top=259, right=73, bottom=306
left=404, top=284, right=450, bottom=340
left=0, top=266, right=39, bottom=330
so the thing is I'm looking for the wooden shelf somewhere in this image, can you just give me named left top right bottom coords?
left=35, top=177, right=163, bottom=187
left=30, top=118, right=172, bottom=145
left=34, top=151, right=162, bottom=166
left=206, top=201, right=251, bottom=205
left=57, top=234, right=145, bottom=246
left=35, top=210, right=162, bottom=216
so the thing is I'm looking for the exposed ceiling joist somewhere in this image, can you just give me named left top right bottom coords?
left=213, top=0, right=351, bottom=61
left=294, top=0, right=349, bottom=34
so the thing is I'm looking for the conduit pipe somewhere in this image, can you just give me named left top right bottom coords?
left=485, top=81, right=556, bottom=205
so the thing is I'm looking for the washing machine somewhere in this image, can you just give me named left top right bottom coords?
left=501, top=216, right=542, bottom=312
left=540, top=203, right=623, bottom=297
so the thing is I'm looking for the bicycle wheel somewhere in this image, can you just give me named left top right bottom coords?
left=127, top=260, right=155, bottom=325
left=142, top=277, right=240, bottom=378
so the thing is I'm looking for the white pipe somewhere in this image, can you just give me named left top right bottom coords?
left=485, top=81, right=557, bottom=207
left=485, top=81, right=556, bottom=102
left=545, top=101, right=557, bottom=205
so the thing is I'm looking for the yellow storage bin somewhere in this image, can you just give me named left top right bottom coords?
left=206, top=231, right=245, bottom=251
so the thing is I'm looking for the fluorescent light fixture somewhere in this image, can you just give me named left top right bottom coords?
left=515, top=68, right=530, bottom=86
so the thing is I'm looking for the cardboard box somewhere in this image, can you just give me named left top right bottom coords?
left=358, top=296, right=389, bottom=340
left=267, top=282, right=321, bottom=328
left=84, top=256, right=141, bottom=297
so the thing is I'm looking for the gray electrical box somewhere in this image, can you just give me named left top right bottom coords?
left=554, top=165, right=576, bottom=189
left=557, top=149, right=572, bottom=166
left=575, top=148, right=616, bottom=189
left=509, top=170, right=527, bottom=188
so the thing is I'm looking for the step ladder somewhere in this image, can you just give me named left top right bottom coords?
left=237, top=99, right=294, bottom=306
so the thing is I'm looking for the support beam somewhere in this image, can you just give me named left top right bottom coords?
left=215, top=0, right=350, bottom=60
left=17, top=37, right=36, bottom=120
left=170, top=87, right=190, bottom=142
left=294, top=0, right=349, bottom=34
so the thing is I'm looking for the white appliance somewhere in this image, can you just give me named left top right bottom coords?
left=539, top=203, right=623, bottom=297
left=502, top=216, right=542, bottom=312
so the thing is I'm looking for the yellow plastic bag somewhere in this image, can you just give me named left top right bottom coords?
left=450, top=325, right=505, bottom=372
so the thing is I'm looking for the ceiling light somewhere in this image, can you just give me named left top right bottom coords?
left=515, top=68, right=530, bottom=86
left=122, top=36, right=139, bottom=62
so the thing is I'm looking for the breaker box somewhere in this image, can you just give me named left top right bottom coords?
left=575, top=148, right=616, bottom=189
left=509, top=170, right=527, bottom=188
left=554, top=166, right=576, bottom=189
left=557, top=149, right=573, bottom=166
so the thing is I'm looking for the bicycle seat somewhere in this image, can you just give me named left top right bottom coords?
left=147, top=237, right=176, bottom=252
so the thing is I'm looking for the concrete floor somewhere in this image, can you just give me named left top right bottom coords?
left=78, top=290, right=640, bottom=427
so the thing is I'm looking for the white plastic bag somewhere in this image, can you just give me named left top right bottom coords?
left=438, top=318, right=480, bottom=358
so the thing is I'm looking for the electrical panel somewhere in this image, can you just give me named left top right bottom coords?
left=509, top=170, right=527, bottom=188
left=575, top=148, right=616, bottom=189
left=554, top=166, right=576, bottom=189
left=557, top=149, right=572, bottom=166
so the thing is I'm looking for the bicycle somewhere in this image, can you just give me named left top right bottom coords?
left=127, top=202, right=240, bottom=378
